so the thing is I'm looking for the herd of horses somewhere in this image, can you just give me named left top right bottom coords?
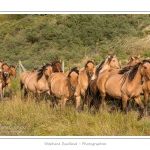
left=0, top=56, right=150, bottom=120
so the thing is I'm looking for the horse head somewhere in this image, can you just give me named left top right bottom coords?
left=68, top=67, right=79, bottom=91
left=51, top=60, right=63, bottom=72
left=9, top=65, right=17, bottom=78
left=44, top=64, right=53, bottom=78
left=108, top=55, right=121, bottom=69
left=2, top=63, right=10, bottom=77
left=126, top=55, right=141, bottom=66
left=141, top=60, right=150, bottom=80
left=85, top=60, right=94, bottom=77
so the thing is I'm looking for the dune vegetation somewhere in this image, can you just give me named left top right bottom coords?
left=0, top=14, right=150, bottom=136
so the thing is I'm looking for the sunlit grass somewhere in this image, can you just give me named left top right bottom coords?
left=0, top=97, right=150, bottom=136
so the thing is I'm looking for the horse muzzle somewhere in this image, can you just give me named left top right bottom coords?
left=4, top=72, right=9, bottom=77
left=89, top=72, right=94, bottom=77
left=71, top=86, right=76, bottom=91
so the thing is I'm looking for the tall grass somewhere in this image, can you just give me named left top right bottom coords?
left=0, top=97, right=150, bottom=136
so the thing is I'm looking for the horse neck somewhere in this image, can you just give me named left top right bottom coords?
left=100, top=63, right=110, bottom=73
left=128, top=65, right=143, bottom=85
left=83, top=69, right=92, bottom=82
left=39, top=73, right=49, bottom=82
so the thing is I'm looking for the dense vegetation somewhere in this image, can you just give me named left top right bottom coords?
left=1, top=14, right=150, bottom=136
left=0, top=14, right=150, bottom=71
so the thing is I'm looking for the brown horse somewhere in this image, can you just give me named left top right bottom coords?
left=1, top=63, right=12, bottom=98
left=23, top=64, right=53, bottom=101
left=48, top=67, right=79, bottom=108
left=74, top=60, right=95, bottom=111
left=51, top=60, right=63, bottom=72
left=96, top=60, right=150, bottom=119
left=6, top=65, right=17, bottom=89
left=84, top=55, right=121, bottom=109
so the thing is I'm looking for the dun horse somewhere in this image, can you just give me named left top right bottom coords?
left=142, top=58, right=150, bottom=112
left=74, top=60, right=95, bottom=111
left=20, top=60, right=62, bottom=100
left=84, top=55, right=121, bottom=109
left=126, top=55, right=141, bottom=66
left=96, top=60, right=150, bottom=119
left=23, top=64, right=53, bottom=101
left=89, top=55, right=142, bottom=111
left=48, top=67, right=79, bottom=108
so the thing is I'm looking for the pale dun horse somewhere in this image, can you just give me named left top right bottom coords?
left=48, top=67, right=79, bottom=109
left=96, top=60, right=150, bottom=120
left=126, top=55, right=141, bottom=66
left=74, top=60, right=95, bottom=111
left=20, top=60, right=62, bottom=100
left=90, top=55, right=141, bottom=111
left=22, top=64, right=53, bottom=101
left=84, top=55, right=121, bottom=110
left=142, top=58, right=150, bottom=113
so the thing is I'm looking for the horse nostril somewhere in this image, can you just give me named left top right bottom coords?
left=4, top=72, right=9, bottom=77
left=71, top=86, right=76, bottom=91
left=89, top=72, right=94, bottom=77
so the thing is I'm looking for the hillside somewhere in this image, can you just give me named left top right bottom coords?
left=0, top=14, right=150, bottom=70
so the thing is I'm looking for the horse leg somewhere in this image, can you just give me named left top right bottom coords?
left=143, top=91, right=149, bottom=115
left=61, top=97, right=68, bottom=108
left=23, top=88, right=29, bottom=102
left=121, top=95, right=128, bottom=114
left=75, top=96, right=81, bottom=112
left=8, top=83, right=12, bottom=99
left=36, top=90, right=41, bottom=103
left=134, top=96, right=145, bottom=120
left=0, top=83, right=3, bottom=100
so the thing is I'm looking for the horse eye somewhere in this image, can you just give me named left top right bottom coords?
left=144, top=66, right=147, bottom=69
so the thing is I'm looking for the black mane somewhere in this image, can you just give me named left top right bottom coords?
left=96, top=56, right=114, bottom=76
left=68, top=67, right=79, bottom=77
left=85, top=60, right=94, bottom=68
left=2, top=63, right=9, bottom=67
left=118, top=66, right=133, bottom=74
left=37, top=63, right=51, bottom=81
left=95, top=60, right=105, bottom=76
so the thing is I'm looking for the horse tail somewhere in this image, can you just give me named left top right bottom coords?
left=20, top=80, right=24, bottom=91
left=92, top=88, right=101, bottom=112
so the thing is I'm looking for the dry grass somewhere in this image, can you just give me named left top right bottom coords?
left=0, top=97, right=150, bottom=136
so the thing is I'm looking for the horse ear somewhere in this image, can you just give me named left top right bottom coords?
left=113, top=54, right=116, bottom=57
left=91, top=60, right=94, bottom=63
left=60, top=59, right=62, bottom=63
left=138, top=55, right=140, bottom=58
left=131, top=57, right=135, bottom=60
